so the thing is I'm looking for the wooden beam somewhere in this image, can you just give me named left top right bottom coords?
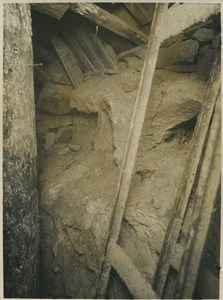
left=95, top=4, right=168, bottom=298
left=153, top=56, right=221, bottom=296
left=176, top=93, right=221, bottom=299
left=125, top=3, right=155, bottom=25
left=108, top=242, right=159, bottom=299
left=31, top=3, right=69, bottom=20
left=50, top=34, right=84, bottom=88
left=70, top=3, right=148, bottom=45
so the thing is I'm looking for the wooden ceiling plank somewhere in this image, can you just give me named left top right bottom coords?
left=70, top=3, right=148, bottom=45
left=31, top=3, right=69, bottom=20
left=124, top=3, right=155, bottom=25
left=50, top=34, right=84, bottom=88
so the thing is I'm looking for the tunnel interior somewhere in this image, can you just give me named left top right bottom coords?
left=3, top=3, right=221, bottom=299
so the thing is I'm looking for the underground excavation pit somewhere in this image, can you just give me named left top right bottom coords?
left=3, top=3, right=221, bottom=299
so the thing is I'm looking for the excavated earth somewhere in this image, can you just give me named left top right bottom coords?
left=36, top=50, right=211, bottom=298
left=33, top=12, right=223, bottom=298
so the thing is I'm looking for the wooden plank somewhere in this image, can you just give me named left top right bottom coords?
left=108, top=242, right=159, bottom=299
left=95, top=4, right=168, bottom=298
left=153, top=56, right=220, bottom=296
left=62, top=27, right=95, bottom=73
left=118, top=45, right=146, bottom=60
left=70, top=3, right=148, bottom=45
left=50, top=34, right=84, bottom=88
left=125, top=3, right=155, bottom=25
left=31, top=3, right=69, bottom=20
left=175, top=94, right=221, bottom=299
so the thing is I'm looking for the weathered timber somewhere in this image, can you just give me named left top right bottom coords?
left=61, top=15, right=117, bottom=75
left=175, top=93, right=221, bottom=299
left=118, top=45, right=146, bottom=59
left=31, top=3, right=69, bottom=20
left=3, top=3, right=39, bottom=297
left=125, top=3, right=155, bottom=25
left=50, top=34, right=84, bottom=88
left=70, top=3, right=148, bottom=45
left=108, top=243, right=159, bottom=299
left=95, top=4, right=168, bottom=298
left=153, top=56, right=220, bottom=296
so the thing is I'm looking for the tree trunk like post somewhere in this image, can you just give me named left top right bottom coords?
left=3, top=4, right=39, bottom=297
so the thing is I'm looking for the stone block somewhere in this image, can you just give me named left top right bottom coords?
left=37, top=82, right=73, bottom=115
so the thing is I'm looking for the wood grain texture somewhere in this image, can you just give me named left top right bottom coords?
left=125, top=3, right=155, bottom=25
left=70, top=3, right=148, bottom=45
left=95, top=4, right=168, bottom=298
left=31, top=3, right=69, bottom=19
left=109, top=243, right=159, bottom=299
left=153, top=56, right=220, bottom=297
left=50, top=34, right=84, bottom=88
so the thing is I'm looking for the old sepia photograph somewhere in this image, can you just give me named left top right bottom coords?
left=2, top=1, right=221, bottom=299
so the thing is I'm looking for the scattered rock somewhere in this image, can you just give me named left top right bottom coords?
left=153, top=97, right=201, bottom=131
left=161, top=34, right=185, bottom=48
left=69, top=144, right=81, bottom=152
left=59, top=147, right=70, bottom=155
left=36, top=115, right=73, bottom=129
left=44, top=132, right=56, bottom=150
left=37, top=82, right=73, bottom=115
left=157, top=39, right=199, bottom=68
left=193, top=28, right=214, bottom=42
left=56, top=126, right=73, bottom=143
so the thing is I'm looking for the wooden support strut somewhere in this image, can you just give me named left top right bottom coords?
left=31, top=3, right=69, bottom=20
left=70, top=3, right=148, bottom=45
left=95, top=4, right=168, bottom=299
left=108, top=242, right=159, bottom=299
left=176, top=92, right=221, bottom=299
left=153, top=56, right=221, bottom=297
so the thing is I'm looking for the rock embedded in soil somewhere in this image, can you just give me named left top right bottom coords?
left=157, top=39, right=199, bottom=68
left=59, top=147, right=70, bottom=155
left=56, top=126, right=73, bottom=143
left=193, top=28, right=214, bottom=42
left=37, top=82, right=73, bottom=115
left=69, top=144, right=81, bottom=152
left=152, top=97, right=201, bottom=131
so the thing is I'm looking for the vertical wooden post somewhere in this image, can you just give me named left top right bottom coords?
left=96, top=4, right=168, bottom=298
left=3, top=4, right=39, bottom=297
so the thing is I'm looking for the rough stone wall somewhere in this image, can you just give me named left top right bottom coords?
left=3, top=4, right=39, bottom=297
